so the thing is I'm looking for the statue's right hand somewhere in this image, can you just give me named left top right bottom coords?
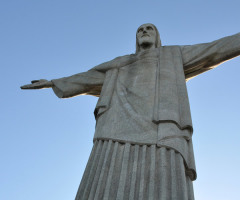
left=20, top=79, right=53, bottom=89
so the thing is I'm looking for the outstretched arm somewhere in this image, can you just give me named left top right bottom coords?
left=21, top=69, right=105, bottom=98
left=21, top=53, right=135, bottom=98
left=181, top=33, right=240, bottom=81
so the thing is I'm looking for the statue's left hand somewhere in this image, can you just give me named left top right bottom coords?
left=20, top=79, right=53, bottom=89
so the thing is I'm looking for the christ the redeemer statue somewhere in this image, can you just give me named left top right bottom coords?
left=21, top=23, right=240, bottom=200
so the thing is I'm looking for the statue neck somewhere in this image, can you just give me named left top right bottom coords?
left=138, top=43, right=155, bottom=52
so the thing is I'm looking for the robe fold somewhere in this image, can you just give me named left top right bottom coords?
left=52, top=33, right=240, bottom=183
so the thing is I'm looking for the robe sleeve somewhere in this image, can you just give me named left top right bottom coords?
left=51, top=54, right=135, bottom=98
left=181, top=33, right=240, bottom=81
left=51, top=69, right=105, bottom=98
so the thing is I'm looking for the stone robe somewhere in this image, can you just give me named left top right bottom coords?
left=52, top=33, right=240, bottom=182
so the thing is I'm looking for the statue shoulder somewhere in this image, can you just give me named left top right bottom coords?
left=92, top=53, right=136, bottom=72
left=112, top=53, right=136, bottom=62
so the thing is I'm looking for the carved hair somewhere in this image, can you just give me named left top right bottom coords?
left=136, top=23, right=162, bottom=53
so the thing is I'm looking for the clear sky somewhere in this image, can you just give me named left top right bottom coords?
left=1, top=1, right=240, bottom=199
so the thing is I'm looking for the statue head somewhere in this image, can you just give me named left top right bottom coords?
left=136, top=23, right=161, bottom=53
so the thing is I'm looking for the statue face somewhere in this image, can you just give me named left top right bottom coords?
left=137, top=24, right=157, bottom=47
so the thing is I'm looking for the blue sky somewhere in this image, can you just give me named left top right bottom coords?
left=1, top=1, right=240, bottom=199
